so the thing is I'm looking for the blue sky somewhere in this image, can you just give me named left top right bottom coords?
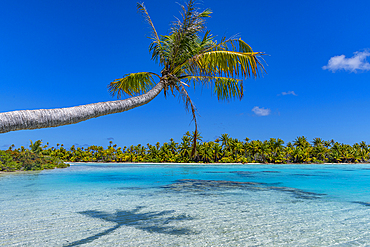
left=1, top=0, right=370, bottom=149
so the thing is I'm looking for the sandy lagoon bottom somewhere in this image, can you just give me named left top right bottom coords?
left=1, top=163, right=370, bottom=246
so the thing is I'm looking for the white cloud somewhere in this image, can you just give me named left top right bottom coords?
left=281, top=91, right=297, bottom=96
left=252, top=106, right=271, bottom=116
left=323, top=50, right=370, bottom=72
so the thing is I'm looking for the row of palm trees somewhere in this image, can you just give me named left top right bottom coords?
left=8, top=133, right=369, bottom=164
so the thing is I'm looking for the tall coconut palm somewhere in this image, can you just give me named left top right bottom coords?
left=0, top=0, right=264, bottom=155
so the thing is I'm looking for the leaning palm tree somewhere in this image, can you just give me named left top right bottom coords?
left=0, top=0, right=264, bottom=154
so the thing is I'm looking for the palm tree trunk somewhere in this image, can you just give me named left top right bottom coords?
left=0, top=81, right=164, bottom=134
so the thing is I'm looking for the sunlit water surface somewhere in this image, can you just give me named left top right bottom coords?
left=1, top=163, right=370, bottom=246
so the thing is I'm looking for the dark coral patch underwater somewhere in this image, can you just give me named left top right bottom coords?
left=162, top=179, right=326, bottom=200
left=352, top=201, right=370, bottom=207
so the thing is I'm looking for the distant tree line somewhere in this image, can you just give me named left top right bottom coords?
left=0, top=140, right=68, bottom=172
left=2, top=132, right=369, bottom=172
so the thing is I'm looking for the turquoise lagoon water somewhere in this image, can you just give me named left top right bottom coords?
left=1, top=163, right=370, bottom=246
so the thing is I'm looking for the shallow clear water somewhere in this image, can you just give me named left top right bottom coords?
left=1, top=163, right=370, bottom=246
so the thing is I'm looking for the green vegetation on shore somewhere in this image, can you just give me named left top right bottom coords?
left=2, top=133, right=370, bottom=172
left=0, top=140, right=69, bottom=172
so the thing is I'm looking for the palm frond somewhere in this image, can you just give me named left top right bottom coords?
left=166, top=0, right=212, bottom=71
left=137, top=3, right=160, bottom=43
left=108, top=72, right=160, bottom=98
left=183, top=75, right=243, bottom=101
left=177, top=83, right=198, bottom=118
left=137, top=3, right=164, bottom=64
left=200, top=30, right=216, bottom=49
left=177, top=83, right=199, bottom=156
left=187, top=50, right=264, bottom=79
left=203, top=37, right=255, bottom=53
left=236, top=38, right=254, bottom=53
left=213, top=77, right=243, bottom=101
left=174, top=0, right=211, bottom=35
left=172, top=37, right=261, bottom=77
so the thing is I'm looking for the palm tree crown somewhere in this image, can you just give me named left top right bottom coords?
left=109, top=0, right=265, bottom=155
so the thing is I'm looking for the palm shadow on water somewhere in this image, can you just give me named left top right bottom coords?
left=63, top=206, right=197, bottom=247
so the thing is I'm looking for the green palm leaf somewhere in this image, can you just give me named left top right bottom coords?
left=184, top=76, right=243, bottom=100
left=108, top=72, right=160, bottom=98
left=204, top=37, right=254, bottom=53
left=213, top=77, right=243, bottom=100
left=137, top=3, right=165, bottom=64
left=137, top=3, right=160, bottom=43
left=188, top=50, right=264, bottom=79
